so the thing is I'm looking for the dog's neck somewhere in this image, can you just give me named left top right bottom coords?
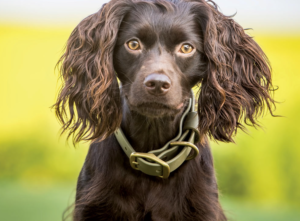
left=120, top=98, right=185, bottom=153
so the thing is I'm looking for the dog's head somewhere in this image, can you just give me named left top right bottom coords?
left=113, top=1, right=204, bottom=119
left=54, top=0, right=275, bottom=144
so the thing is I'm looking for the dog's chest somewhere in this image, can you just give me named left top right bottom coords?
left=108, top=175, right=188, bottom=220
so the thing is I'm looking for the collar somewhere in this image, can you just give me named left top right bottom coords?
left=114, top=92, right=200, bottom=179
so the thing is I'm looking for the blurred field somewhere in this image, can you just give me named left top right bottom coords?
left=1, top=182, right=300, bottom=221
left=0, top=24, right=300, bottom=220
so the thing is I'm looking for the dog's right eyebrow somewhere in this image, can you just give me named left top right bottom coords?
left=135, top=26, right=157, bottom=48
left=118, top=17, right=157, bottom=48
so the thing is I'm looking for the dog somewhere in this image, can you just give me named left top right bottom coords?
left=54, top=0, right=276, bottom=220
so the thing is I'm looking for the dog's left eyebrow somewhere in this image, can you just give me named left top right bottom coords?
left=164, top=26, right=200, bottom=47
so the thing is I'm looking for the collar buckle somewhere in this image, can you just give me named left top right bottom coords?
left=130, top=152, right=171, bottom=178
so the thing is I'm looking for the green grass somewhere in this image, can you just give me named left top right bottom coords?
left=0, top=182, right=299, bottom=221
left=0, top=182, right=75, bottom=221
left=221, top=198, right=300, bottom=221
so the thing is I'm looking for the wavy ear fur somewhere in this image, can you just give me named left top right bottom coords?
left=194, top=0, right=276, bottom=143
left=54, top=1, right=131, bottom=144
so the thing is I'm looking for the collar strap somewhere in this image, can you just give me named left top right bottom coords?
left=114, top=93, right=200, bottom=179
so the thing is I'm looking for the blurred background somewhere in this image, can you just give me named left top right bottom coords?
left=0, top=0, right=299, bottom=220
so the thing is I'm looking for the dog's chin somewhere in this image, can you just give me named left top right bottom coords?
left=128, top=101, right=187, bottom=118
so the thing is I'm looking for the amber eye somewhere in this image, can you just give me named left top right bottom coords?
left=180, top=44, right=193, bottom=54
left=127, top=40, right=140, bottom=50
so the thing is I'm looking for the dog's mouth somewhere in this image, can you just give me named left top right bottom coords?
left=126, top=99, right=188, bottom=118
left=138, top=102, right=183, bottom=110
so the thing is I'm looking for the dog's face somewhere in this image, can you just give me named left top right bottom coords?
left=54, top=0, right=275, bottom=143
left=113, top=4, right=204, bottom=118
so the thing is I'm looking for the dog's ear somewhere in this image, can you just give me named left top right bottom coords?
left=54, top=1, right=130, bottom=144
left=193, top=1, right=276, bottom=143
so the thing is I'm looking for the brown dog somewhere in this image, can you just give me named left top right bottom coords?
left=54, top=0, right=275, bottom=220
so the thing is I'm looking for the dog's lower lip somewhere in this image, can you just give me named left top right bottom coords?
left=138, top=102, right=171, bottom=109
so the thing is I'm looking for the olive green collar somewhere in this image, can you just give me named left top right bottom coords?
left=114, top=92, right=200, bottom=179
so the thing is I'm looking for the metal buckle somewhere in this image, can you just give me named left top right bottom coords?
left=170, top=141, right=199, bottom=160
left=130, top=152, right=170, bottom=179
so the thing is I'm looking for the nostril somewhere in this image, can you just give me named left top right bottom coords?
left=162, top=82, right=170, bottom=89
left=145, top=81, right=155, bottom=88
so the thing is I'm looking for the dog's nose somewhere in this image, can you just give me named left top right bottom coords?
left=143, top=73, right=171, bottom=95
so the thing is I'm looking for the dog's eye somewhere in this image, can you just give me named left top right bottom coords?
left=180, top=44, right=193, bottom=54
left=127, top=40, right=140, bottom=50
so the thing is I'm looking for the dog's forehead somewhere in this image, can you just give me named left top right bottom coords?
left=118, top=3, right=200, bottom=46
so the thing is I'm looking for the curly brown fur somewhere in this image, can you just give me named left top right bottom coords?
left=54, top=0, right=276, bottom=220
